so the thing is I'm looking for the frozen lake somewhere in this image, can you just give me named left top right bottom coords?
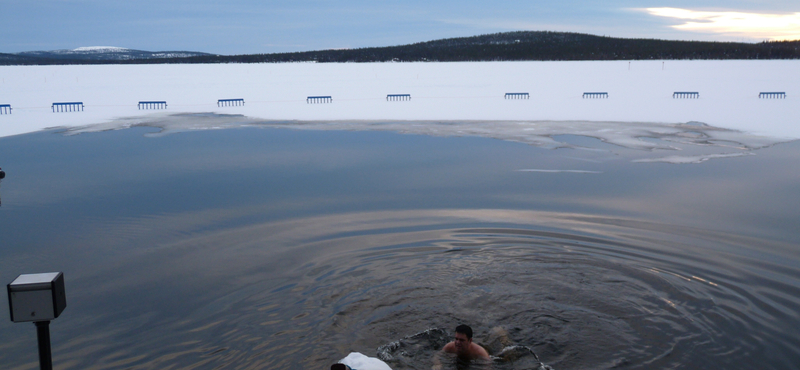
left=1, top=60, right=799, bottom=369
left=1, top=60, right=798, bottom=139
left=0, top=119, right=799, bottom=369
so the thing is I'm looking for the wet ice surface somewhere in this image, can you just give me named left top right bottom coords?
left=61, top=113, right=787, bottom=164
left=633, top=152, right=754, bottom=164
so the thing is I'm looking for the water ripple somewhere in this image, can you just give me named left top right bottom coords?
left=94, top=209, right=796, bottom=369
left=11, top=209, right=796, bottom=369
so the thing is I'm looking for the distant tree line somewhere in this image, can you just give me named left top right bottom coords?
left=2, top=31, right=798, bottom=65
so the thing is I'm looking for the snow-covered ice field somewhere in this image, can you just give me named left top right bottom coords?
left=0, top=60, right=797, bottom=139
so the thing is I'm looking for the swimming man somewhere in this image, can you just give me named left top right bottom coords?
left=433, top=324, right=491, bottom=369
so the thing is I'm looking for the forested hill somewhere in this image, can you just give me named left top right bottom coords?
left=3, top=31, right=799, bottom=65
left=219, top=31, right=800, bottom=63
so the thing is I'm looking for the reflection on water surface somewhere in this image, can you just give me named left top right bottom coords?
left=0, top=123, right=798, bottom=369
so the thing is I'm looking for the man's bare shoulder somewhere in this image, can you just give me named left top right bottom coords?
left=442, top=342, right=456, bottom=353
left=471, top=343, right=490, bottom=359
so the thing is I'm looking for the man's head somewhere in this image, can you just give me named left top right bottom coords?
left=453, top=324, right=473, bottom=354
left=455, top=324, right=473, bottom=340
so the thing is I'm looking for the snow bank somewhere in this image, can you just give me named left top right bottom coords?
left=0, top=60, right=797, bottom=139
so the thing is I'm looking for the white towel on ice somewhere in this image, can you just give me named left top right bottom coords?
left=339, top=352, right=392, bottom=370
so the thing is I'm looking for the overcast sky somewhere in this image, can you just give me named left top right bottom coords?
left=3, top=0, right=799, bottom=54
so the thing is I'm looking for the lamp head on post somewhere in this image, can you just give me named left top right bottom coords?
left=7, top=272, right=67, bottom=323
left=7, top=272, right=66, bottom=370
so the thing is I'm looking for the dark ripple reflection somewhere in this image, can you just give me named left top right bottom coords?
left=36, top=209, right=797, bottom=370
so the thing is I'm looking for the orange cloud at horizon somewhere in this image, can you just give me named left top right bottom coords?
left=645, top=7, right=800, bottom=41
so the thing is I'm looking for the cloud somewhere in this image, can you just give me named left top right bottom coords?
left=644, top=7, right=800, bottom=41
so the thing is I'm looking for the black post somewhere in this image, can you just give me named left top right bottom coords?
left=35, top=321, right=53, bottom=370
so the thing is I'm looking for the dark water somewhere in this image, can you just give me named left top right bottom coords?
left=0, top=124, right=799, bottom=369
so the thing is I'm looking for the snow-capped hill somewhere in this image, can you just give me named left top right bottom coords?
left=72, top=46, right=132, bottom=53
left=14, top=47, right=213, bottom=61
